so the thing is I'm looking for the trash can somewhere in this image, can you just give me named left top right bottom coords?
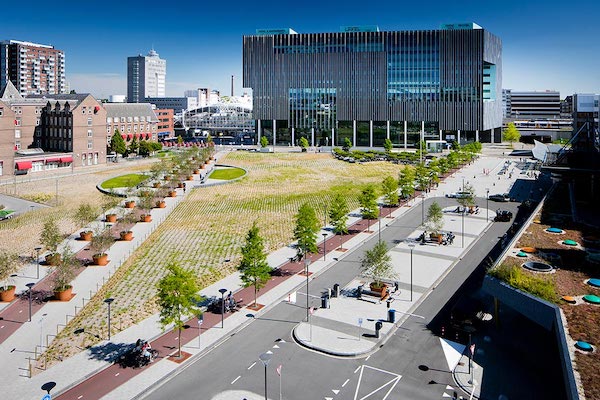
left=357, top=285, right=362, bottom=299
left=375, top=321, right=383, bottom=338
left=321, top=295, right=329, bottom=309
left=333, top=283, right=340, bottom=298
left=388, top=309, right=396, bottom=323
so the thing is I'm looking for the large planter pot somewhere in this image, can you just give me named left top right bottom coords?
left=177, top=182, right=184, bottom=189
left=54, top=286, right=73, bottom=301
left=45, top=253, right=61, bottom=266
left=92, top=253, right=109, bottom=266
left=187, top=176, right=194, bottom=181
left=105, top=214, right=117, bottom=223
left=153, top=182, right=161, bottom=188
left=124, top=200, right=135, bottom=209
left=193, top=169, right=200, bottom=175
left=120, top=231, right=133, bottom=241
left=140, top=214, right=152, bottom=223
left=0, top=286, right=16, bottom=302
left=369, top=282, right=388, bottom=295
left=156, top=200, right=166, bottom=208
left=79, top=231, right=93, bottom=241
left=168, top=190, right=177, bottom=198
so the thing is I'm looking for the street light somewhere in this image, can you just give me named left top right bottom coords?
left=197, top=314, right=203, bottom=349
left=26, top=282, right=35, bottom=322
left=104, top=298, right=114, bottom=340
left=34, top=246, right=42, bottom=279
left=408, top=243, right=415, bottom=302
left=421, top=193, right=425, bottom=225
left=462, top=178, right=465, bottom=248
left=486, top=188, right=490, bottom=222
left=304, top=245, right=311, bottom=322
left=378, top=204, right=382, bottom=242
left=218, top=288, right=227, bottom=328
left=322, top=233, right=327, bottom=261
left=259, top=352, right=273, bottom=400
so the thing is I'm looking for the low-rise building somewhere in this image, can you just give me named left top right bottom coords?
left=155, top=109, right=174, bottom=139
left=104, top=103, right=159, bottom=148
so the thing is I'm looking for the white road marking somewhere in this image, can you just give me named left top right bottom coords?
left=354, top=366, right=360, bottom=374
left=273, top=344, right=280, bottom=349
left=248, top=362, right=256, bottom=370
left=332, top=389, right=340, bottom=394
left=114, top=373, right=119, bottom=377
left=231, top=375, right=241, bottom=384
left=365, top=355, right=371, bottom=361
left=77, top=396, right=83, bottom=399
left=446, top=385, right=454, bottom=390
left=342, top=379, right=350, bottom=387
left=443, top=393, right=452, bottom=397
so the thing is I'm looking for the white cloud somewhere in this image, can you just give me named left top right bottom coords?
left=67, top=73, right=126, bottom=99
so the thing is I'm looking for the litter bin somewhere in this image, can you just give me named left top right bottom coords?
left=321, top=295, right=329, bottom=309
left=375, top=321, right=383, bottom=338
left=388, top=309, right=396, bottom=323
left=333, top=283, right=340, bottom=298
left=357, top=285, right=362, bottom=299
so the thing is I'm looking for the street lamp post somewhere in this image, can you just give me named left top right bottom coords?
left=462, top=178, right=465, bottom=248
left=197, top=314, right=203, bottom=349
left=408, top=243, right=415, bottom=302
left=322, top=233, right=327, bottom=261
left=218, top=288, right=227, bottom=328
left=378, top=204, right=382, bottom=242
left=421, top=193, right=425, bottom=225
left=486, top=188, right=490, bottom=222
left=34, top=246, right=42, bottom=279
left=259, top=352, right=272, bottom=400
left=303, top=244, right=311, bottom=322
left=104, top=298, right=114, bottom=340
left=26, top=282, right=35, bottom=322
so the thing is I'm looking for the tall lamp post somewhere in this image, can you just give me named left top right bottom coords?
left=304, top=245, right=311, bottom=322
left=259, top=352, right=273, bottom=400
left=26, top=282, right=35, bottom=322
left=197, top=314, right=203, bottom=349
left=104, top=298, right=114, bottom=340
left=378, top=204, right=382, bottom=242
left=486, top=188, right=490, bottom=222
left=218, top=288, right=227, bottom=328
left=322, top=233, right=327, bottom=261
left=34, top=246, right=42, bottom=279
left=408, top=243, right=415, bottom=302
left=421, top=193, right=425, bottom=225
left=461, top=178, right=465, bottom=248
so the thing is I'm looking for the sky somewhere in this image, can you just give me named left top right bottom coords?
left=2, top=0, right=599, bottom=99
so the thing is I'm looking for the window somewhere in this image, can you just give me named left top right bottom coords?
left=15, top=140, right=21, bottom=150
left=82, top=107, right=86, bottom=114
left=87, top=140, right=93, bottom=149
left=120, top=117, right=125, bottom=123
left=88, top=108, right=92, bottom=114
left=0, top=162, right=3, bottom=176
left=134, top=116, right=139, bottom=122
left=87, top=117, right=92, bottom=126
left=121, top=124, right=125, bottom=131
left=140, top=116, right=145, bottom=122
left=36, top=118, right=40, bottom=126
left=106, top=126, right=110, bottom=133
left=15, top=118, right=21, bottom=126
left=0, top=107, right=3, bottom=116
left=15, top=129, right=21, bottom=139
left=127, top=117, right=132, bottom=123
left=127, top=126, right=131, bottom=132
left=134, top=125, right=137, bottom=132
left=106, top=117, right=112, bottom=124
left=87, top=129, right=93, bottom=137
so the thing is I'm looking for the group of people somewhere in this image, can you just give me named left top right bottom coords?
left=135, top=339, right=153, bottom=362
left=224, top=291, right=237, bottom=312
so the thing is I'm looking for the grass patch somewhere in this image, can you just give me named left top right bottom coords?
left=489, top=263, right=559, bottom=303
left=101, top=174, right=148, bottom=189
left=208, top=168, right=245, bottom=180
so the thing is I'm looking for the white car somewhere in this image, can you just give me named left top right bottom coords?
left=445, top=191, right=471, bottom=199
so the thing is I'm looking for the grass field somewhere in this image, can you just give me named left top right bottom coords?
left=43, top=151, right=407, bottom=363
left=208, top=167, right=246, bottom=180
left=101, top=173, right=148, bottom=189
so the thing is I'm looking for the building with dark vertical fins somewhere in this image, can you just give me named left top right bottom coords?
left=243, top=24, right=502, bottom=148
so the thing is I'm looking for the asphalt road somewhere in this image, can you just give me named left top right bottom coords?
left=141, top=197, right=521, bottom=400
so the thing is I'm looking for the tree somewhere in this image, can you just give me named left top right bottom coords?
left=128, top=134, right=139, bottom=155
left=138, top=140, right=153, bottom=156
left=414, top=163, right=430, bottom=191
left=358, top=185, right=378, bottom=220
left=383, top=138, right=393, bottom=153
left=398, top=167, right=415, bottom=199
left=260, top=136, right=269, bottom=148
left=238, top=222, right=271, bottom=306
left=503, top=122, right=521, bottom=148
left=381, top=175, right=399, bottom=206
left=360, top=241, right=396, bottom=289
left=328, top=193, right=349, bottom=238
left=0, top=250, right=20, bottom=290
left=157, top=263, right=202, bottom=357
left=40, top=218, right=62, bottom=254
left=52, top=247, right=78, bottom=292
left=177, top=135, right=184, bottom=146
left=457, top=182, right=476, bottom=209
left=299, top=137, right=309, bottom=152
left=110, top=130, right=127, bottom=156
left=343, top=137, right=352, bottom=152
left=293, top=203, right=320, bottom=258
left=72, top=203, right=98, bottom=230
left=425, top=201, right=444, bottom=236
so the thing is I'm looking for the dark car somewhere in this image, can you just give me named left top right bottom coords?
left=489, top=193, right=513, bottom=202
left=494, top=209, right=513, bottom=222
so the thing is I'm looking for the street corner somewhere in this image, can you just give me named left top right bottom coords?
left=292, top=320, right=377, bottom=357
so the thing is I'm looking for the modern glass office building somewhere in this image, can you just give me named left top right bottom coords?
left=243, top=24, right=502, bottom=148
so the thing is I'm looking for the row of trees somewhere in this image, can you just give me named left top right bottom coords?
left=109, top=130, right=163, bottom=157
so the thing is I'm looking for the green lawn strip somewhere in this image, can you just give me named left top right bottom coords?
left=208, top=168, right=245, bottom=180
left=101, top=174, right=149, bottom=189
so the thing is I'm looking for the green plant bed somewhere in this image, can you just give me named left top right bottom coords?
left=489, top=262, right=559, bottom=303
left=208, top=168, right=245, bottom=180
left=101, top=174, right=148, bottom=189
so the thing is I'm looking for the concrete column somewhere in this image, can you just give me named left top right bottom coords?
left=291, top=127, right=295, bottom=146
left=439, top=129, right=442, bottom=141
left=257, top=119, right=261, bottom=146
left=331, top=127, right=335, bottom=147
left=457, top=130, right=461, bottom=145
left=273, top=120, right=277, bottom=147
left=475, top=129, right=479, bottom=142
left=403, top=120, right=407, bottom=149
left=353, top=120, right=356, bottom=147
left=311, top=128, right=315, bottom=147
left=369, top=121, right=373, bottom=148
left=421, top=121, right=425, bottom=146
left=490, top=128, right=495, bottom=144
left=386, top=121, right=390, bottom=140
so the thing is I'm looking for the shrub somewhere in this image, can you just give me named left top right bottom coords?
left=488, top=263, right=558, bottom=303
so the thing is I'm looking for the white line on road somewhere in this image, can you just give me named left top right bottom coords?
left=354, top=366, right=360, bottom=374
left=248, top=362, right=256, bottom=370
left=114, top=372, right=119, bottom=377
left=365, top=355, right=371, bottom=361
left=77, top=396, right=83, bottom=399
left=231, top=375, right=241, bottom=385
left=342, top=379, right=350, bottom=387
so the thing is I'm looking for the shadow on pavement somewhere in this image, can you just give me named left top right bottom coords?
left=88, top=342, right=133, bottom=364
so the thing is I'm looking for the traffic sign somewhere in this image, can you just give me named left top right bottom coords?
left=358, top=318, right=363, bottom=326
left=42, top=394, right=51, bottom=400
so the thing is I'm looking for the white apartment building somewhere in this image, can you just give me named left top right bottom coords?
left=127, top=49, right=166, bottom=103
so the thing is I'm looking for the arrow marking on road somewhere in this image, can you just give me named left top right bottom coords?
left=332, top=389, right=340, bottom=394
left=443, top=393, right=452, bottom=398
left=325, top=398, right=333, bottom=400
left=446, top=385, right=454, bottom=390
left=273, top=344, right=280, bottom=349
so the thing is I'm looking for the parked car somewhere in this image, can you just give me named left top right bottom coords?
left=489, top=193, right=514, bottom=202
left=494, top=209, right=513, bottom=222
left=446, top=191, right=472, bottom=199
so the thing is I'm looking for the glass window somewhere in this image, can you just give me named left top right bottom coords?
left=88, top=140, right=93, bottom=149
left=15, top=129, right=21, bottom=138
left=87, top=117, right=92, bottom=126
left=87, top=129, right=93, bottom=137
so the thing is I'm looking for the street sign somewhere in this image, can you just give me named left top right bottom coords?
left=358, top=318, right=363, bottom=326
left=42, top=394, right=51, bottom=400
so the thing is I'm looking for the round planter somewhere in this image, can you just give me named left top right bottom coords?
left=156, top=201, right=166, bottom=208
left=168, top=190, right=177, bottom=198
left=125, top=201, right=135, bottom=209
left=164, top=176, right=171, bottom=181
left=105, top=214, right=117, bottom=223
left=0, top=286, right=16, bottom=302
left=369, top=282, right=388, bottom=294
left=140, top=214, right=152, bottom=223
left=153, top=182, right=161, bottom=188
left=193, top=169, right=200, bottom=175
left=79, top=231, right=93, bottom=241
left=120, top=231, right=133, bottom=241
left=54, top=286, right=73, bottom=301
left=186, top=176, right=193, bottom=181
left=92, top=253, right=109, bottom=266
left=45, top=253, right=61, bottom=266
left=177, top=182, right=184, bottom=188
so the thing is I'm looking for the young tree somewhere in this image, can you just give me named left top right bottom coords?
left=110, top=130, right=127, bottom=156
left=238, top=222, right=271, bottom=306
left=328, top=194, right=349, bottom=250
left=414, top=163, right=430, bottom=191
left=503, top=122, right=521, bottom=148
left=71, top=203, right=98, bottom=229
left=358, top=185, right=379, bottom=220
left=157, top=263, right=202, bottom=357
left=398, top=167, right=415, bottom=199
left=381, top=175, right=399, bottom=206
left=177, top=135, right=184, bottom=146
left=128, top=134, right=139, bottom=155
left=260, top=135, right=269, bottom=148
left=457, top=182, right=476, bottom=209
left=40, top=218, right=62, bottom=255
left=342, top=137, right=352, bottom=152
left=425, top=201, right=444, bottom=236
left=383, top=138, right=393, bottom=153
left=293, top=203, right=320, bottom=258
left=299, top=137, right=309, bottom=152
left=360, top=241, right=396, bottom=289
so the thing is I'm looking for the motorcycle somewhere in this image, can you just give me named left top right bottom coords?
left=118, top=340, right=159, bottom=368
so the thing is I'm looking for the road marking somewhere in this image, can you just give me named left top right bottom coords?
left=446, top=385, right=454, bottom=390
left=332, top=389, right=340, bottom=394
left=248, top=362, right=256, bottom=370
left=231, top=375, right=241, bottom=384
left=114, top=373, right=119, bottom=377
left=342, top=379, right=349, bottom=387
left=443, top=393, right=452, bottom=397
left=77, top=396, right=83, bottom=399
left=354, top=366, right=360, bottom=374
left=273, top=344, right=280, bottom=349
left=18, top=310, right=22, bottom=313
left=365, top=355, right=371, bottom=361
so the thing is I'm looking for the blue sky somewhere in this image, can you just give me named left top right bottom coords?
left=2, top=0, right=599, bottom=99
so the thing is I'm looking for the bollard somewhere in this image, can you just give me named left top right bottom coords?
left=357, top=285, right=362, bottom=300
left=333, top=283, right=340, bottom=298
left=375, top=321, right=383, bottom=338
left=321, top=295, right=329, bottom=309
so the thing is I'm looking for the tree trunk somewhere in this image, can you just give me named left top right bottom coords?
left=254, top=284, right=258, bottom=307
left=178, top=328, right=182, bottom=358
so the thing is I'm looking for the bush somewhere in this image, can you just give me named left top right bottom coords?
left=488, top=263, right=558, bottom=303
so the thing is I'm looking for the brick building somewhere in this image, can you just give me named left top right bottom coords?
left=155, top=109, right=174, bottom=139
left=104, top=103, right=159, bottom=148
